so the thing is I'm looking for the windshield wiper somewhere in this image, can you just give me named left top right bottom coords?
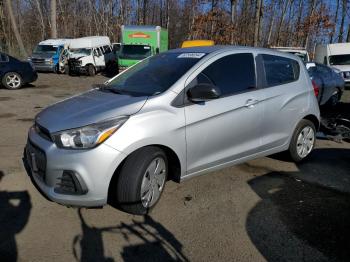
left=99, top=86, right=130, bottom=95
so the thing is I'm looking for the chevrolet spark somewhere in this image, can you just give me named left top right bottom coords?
left=24, top=46, right=320, bottom=215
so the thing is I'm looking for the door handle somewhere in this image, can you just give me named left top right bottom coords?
left=245, top=99, right=259, bottom=108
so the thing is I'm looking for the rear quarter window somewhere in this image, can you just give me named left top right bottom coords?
left=261, top=54, right=300, bottom=87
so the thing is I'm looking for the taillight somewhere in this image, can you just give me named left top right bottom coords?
left=311, top=80, right=319, bottom=97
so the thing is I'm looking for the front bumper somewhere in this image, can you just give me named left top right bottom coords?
left=32, top=63, right=56, bottom=72
left=23, top=126, right=125, bottom=207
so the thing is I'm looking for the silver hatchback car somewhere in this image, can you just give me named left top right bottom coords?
left=24, top=46, right=320, bottom=215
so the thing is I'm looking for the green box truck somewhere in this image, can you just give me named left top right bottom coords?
left=118, top=25, right=168, bottom=70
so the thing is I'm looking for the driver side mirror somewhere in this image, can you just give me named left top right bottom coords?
left=187, top=83, right=221, bottom=102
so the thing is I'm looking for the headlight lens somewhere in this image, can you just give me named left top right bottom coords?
left=52, top=117, right=128, bottom=149
left=45, top=58, right=53, bottom=64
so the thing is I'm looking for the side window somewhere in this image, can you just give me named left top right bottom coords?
left=94, top=48, right=102, bottom=56
left=261, top=54, right=300, bottom=87
left=189, top=53, right=256, bottom=96
left=103, top=45, right=111, bottom=54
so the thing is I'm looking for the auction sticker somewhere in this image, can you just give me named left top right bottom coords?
left=177, top=53, right=206, bottom=59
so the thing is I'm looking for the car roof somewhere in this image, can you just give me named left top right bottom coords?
left=166, top=45, right=303, bottom=63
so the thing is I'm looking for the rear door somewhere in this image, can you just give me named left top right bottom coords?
left=257, top=54, right=308, bottom=150
left=185, top=52, right=265, bottom=175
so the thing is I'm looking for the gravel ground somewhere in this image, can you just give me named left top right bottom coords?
left=0, top=73, right=349, bottom=262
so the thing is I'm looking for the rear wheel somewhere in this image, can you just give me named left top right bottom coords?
left=115, top=147, right=168, bottom=215
left=2, top=72, right=22, bottom=89
left=288, top=119, right=316, bottom=162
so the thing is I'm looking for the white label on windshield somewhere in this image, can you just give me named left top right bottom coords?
left=144, top=46, right=151, bottom=49
left=177, top=53, right=206, bottom=59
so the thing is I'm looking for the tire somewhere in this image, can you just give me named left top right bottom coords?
left=115, top=146, right=168, bottom=215
left=86, top=64, right=95, bottom=76
left=2, top=72, right=22, bottom=90
left=65, top=65, right=70, bottom=75
left=288, top=119, right=316, bottom=162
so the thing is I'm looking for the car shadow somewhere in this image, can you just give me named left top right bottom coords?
left=73, top=208, right=189, bottom=262
left=0, top=170, right=32, bottom=261
left=246, top=148, right=350, bottom=261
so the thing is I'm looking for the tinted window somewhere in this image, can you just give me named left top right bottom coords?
left=329, top=54, right=350, bottom=65
left=119, top=45, right=152, bottom=60
left=102, top=45, right=111, bottom=54
left=107, top=52, right=206, bottom=96
left=262, top=54, right=300, bottom=87
left=190, top=53, right=256, bottom=96
left=34, top=45, right=57, bottom=53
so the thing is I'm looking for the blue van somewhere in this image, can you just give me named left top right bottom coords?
left=29, top=39, right=71, bottom=73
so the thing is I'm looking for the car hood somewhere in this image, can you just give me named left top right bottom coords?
left=35, top=89, right=147, bottom=133
left=31, top=52, right=55, bottom=59
left=331, top=65, right=350, bottom=72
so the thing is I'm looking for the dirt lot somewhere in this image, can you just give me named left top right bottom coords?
left=0, top=73, right=350, bottom=262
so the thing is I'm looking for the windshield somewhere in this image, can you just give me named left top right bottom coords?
left=329, top=54, right=350, bottom=65
left=287, top=52, right=308, bottom=62
left=107, top=52, right=207, bottom=96
left=70, top=48, right=91, bottom=56
left=34, top=45, right=57, bottom=53
left=119, top=45, right=152, bottom=60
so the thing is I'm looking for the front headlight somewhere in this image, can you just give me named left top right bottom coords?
left=52, top=117, right=128, bottom=149
left=45, top=58, right=53, bottom=64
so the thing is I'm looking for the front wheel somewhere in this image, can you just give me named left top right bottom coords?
left=115, top=147, right=168, bottom=215
left=86, top=64, right=95, bottom=76
left=288, top=119, right=316, bottom=162
left=2, top=72, right=22, bottom=89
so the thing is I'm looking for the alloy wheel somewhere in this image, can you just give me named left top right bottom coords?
left=140, top=157, right=167, bottom=208
left=296, top=126, right=315, bottom=158
left=6, top=73, right=21, bottom=89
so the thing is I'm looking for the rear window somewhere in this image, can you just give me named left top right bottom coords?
left=261, top=54, right=300, bottom=87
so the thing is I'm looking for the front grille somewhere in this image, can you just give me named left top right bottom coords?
left=35, top=123, right=52, bottom=141
left=26, top=140, right=46, bottom=178
left=31, top=58, right=45, bottom=64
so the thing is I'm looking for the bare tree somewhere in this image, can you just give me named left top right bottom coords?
left=338, top=0, right=347, bottom=43
left=330, top=0, right=340, bottom=43
left=253, top=0, right=262, bottom=46
left=50, top=0, right=57, bottom=38
left=4, top=0, right=27, bottom=56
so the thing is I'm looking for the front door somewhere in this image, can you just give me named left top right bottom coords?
left=185, top=52, right=264, bottom=175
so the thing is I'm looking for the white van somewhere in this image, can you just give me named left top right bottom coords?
left=271, top=47, right=310, bottom=62
left=68, top=36, right=116, bottom=76
left=314, top=43, right=350, bottom=83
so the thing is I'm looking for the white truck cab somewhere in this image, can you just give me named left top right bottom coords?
left=68, top=36, right=116, bottom=76
left=271, top=47, right=310, bottom=62
left=315, top=43, right=350, bottom=84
